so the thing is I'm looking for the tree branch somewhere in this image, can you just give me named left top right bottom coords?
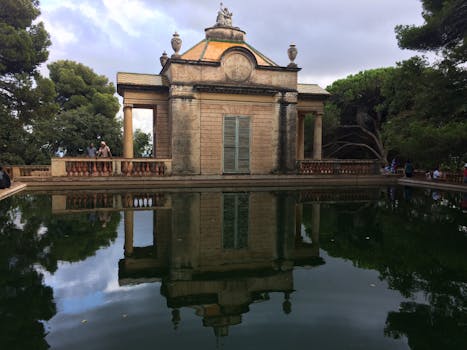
left=327, top=141, right=384, bottom=160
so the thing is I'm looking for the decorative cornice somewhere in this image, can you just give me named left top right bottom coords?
left=193, top=83, right=296, bottom=96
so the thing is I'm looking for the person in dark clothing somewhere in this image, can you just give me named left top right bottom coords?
left=404, top=160, right=414, bottom=178
left=0, top=166, right=11, bottom=189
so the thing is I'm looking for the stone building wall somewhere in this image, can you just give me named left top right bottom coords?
left=196, top=192, right=279, bottom=271
left=199, top=94, right=279, bottom=174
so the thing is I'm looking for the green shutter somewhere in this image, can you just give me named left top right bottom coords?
left=223, top=116, right=237, bottom=173
left=223, top=116, right=250, bottom=173
left=223, top=193, right=249, bottom=249
left=237, top=117, right=250, bottom=172
left=222, top=194, right=236, bottom=248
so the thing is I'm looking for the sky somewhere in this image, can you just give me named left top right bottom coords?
left=38, top=0, right=427, bottom=130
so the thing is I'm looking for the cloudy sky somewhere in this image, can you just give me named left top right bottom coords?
left=38, top=0, right=427, bottom=129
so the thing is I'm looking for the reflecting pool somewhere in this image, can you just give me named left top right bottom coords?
left=0, top=187, right=466, bottom=349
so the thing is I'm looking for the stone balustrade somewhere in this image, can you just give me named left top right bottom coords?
left=297, top=159, right=381, bottom=175
left=6, top=165, right=51, bottom=179
left=51, top=157, right=172, bottom=177
left=52, top=192, right=170, bottom=213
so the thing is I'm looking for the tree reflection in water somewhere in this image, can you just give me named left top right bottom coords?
left=0, top=187, right=466, bottom=349
left=0, top=194, right=120, bottom=349
left=305, top=187, right=467, bottom=349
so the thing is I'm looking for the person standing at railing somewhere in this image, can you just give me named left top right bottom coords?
left=463, top=163, right=467, bottom=184
left=404, top=160, right=413, bottom=178
left=86, top=143, right=97, bottom=157
left=86, top=142, right=97, bottom=175
left=97, top=141, right=112, bottom=158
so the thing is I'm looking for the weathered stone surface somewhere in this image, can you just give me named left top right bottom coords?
left=205, top=27, right=245, bottom=41
left=116, top=11, right=329, bottom=176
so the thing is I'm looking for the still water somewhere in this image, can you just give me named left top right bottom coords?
left=1, top=187, right=466, bottom=349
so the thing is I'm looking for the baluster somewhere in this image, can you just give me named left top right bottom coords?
left=91, top=160, right=96, bottom=176
left=127, top=161, right=133, bottom=176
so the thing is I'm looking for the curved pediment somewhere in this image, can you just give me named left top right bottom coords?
left=181, top=39, right=278, bottom=67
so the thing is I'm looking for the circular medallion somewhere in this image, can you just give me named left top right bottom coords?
left=222, top=53, right=253, bottom=82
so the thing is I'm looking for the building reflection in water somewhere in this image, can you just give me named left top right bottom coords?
left=51, top=189, right=379, bottom=338
left=116, top=191, right=323, bottom=337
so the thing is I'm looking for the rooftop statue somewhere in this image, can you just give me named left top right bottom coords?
left=216, top=2, right=233, bottom=27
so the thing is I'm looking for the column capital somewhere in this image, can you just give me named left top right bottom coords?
left=123, top=103, right=133, bottom=109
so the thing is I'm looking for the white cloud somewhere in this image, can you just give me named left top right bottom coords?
left=42, top=17, right=78, bottom=47
left=102, top=0, right=176, bottom=37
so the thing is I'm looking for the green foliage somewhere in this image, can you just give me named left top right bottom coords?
left=0, top=0, right=53, bottom=165
left=324, top=68, right=394, bottom=161
left=395, top=0, right=467, bottom=64
left=48, top=60, right=118, bottom=117
left=133, top=128, right=152, bottom=157
left=381, top=56, right=467, bottom=168
left=36, top=60, right=122, bottom=157
left=35, top=106, right=123, bottom=157
left=0, top=0, right=49, bottom=75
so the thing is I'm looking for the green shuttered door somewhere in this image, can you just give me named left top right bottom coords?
left=223, top=116, right=250, bottom=173
left=223, top=193, right=249, bottom=249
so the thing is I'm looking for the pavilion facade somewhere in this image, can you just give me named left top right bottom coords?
left=117, top=7, right=329, bottom=176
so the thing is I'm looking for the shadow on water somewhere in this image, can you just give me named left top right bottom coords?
left=0, top=186, right=466, bottom=349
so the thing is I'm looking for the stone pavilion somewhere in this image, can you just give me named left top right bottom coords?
left=117, top=5, right=329, bottom=176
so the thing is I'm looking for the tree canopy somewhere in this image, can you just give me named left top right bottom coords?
left=395, top=0, right=467, bottom=64
left=0, top=0, right=52, bottom=165
left=324, top=0, right=467, bottom=170
left=324, top=68, right=394, bottom=163
left=34, top=60, right=122, bottom=157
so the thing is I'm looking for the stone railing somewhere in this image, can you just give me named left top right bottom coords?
left=297, top=159, right=381, bottom=175
left=52, top=192, right=171, bottom=213
left=51, top=157, right=172, bottom=177
left=298, top=188, right=381, bottom=203
left=412, top=170, right=464, bottom=184
left=6, top=165, right=51, bottom=180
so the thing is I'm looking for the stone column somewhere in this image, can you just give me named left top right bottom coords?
left=124, top=210, right=134, bottom=257
left=311, top=203, right=320, bottom=256
left=152, top=106, right=157, bottom=158
left=312, top=113, right=323, bottom=160
left=296, top=114, right=305, bottom=160
left=278, top=92, right=298, bottom=172
left=123, top=104, right=134, bottom=158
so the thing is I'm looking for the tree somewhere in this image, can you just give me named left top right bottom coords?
left=0, top=0, right=53, bottom=165
left=133, top=128, right=152, bottom=157
left=324, top=68, right=394, bottom=163
left=395, top=0, right=467, bottom=64
left=35, top=60, right=122, bottom=157
left=382, top=57, right=467, bottom=169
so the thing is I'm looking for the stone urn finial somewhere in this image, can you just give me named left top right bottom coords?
left=171, top=32, right=182, bottom=58
left=287, top=44, right=297, bottom=68
left=160, top=51, right=168, bottom=67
